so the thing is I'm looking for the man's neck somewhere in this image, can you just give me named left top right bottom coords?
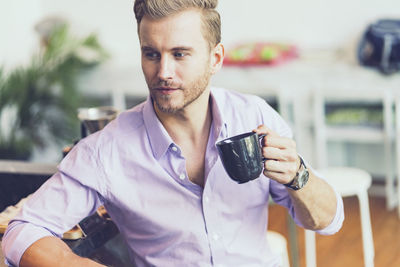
left=154, top=89, right=212, bottom=146
left=154, top=88, right=212, bottom=187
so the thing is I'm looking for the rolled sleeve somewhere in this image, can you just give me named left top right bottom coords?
left=1, top=158, right=104, bottom=266
left=2, top=221, right=55, bottom=266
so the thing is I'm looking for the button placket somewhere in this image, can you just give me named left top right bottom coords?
left=201, top=187, right=224, bottom=263
left=168, top=144, right=187, bottom=183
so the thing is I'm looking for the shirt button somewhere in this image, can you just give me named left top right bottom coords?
left=179, top=173, right=186, bottom=180
left=171, top=146, right=178, bottom=152
left=212, top=233, right=220, bottom=241
left=204, top=196, right=210, bottom=203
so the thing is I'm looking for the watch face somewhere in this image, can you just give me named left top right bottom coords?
left=298, top=169, right=309, bottom=188
left=284, top=156, right=309, bottom=190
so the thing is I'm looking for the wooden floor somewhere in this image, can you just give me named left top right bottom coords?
left=268, top=196, right=400, bottom=267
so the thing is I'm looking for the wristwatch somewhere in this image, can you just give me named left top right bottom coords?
left=284, top=156, right=309, bottom=190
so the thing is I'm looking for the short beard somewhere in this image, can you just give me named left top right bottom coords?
left=151, top=67, right=212, bottom=115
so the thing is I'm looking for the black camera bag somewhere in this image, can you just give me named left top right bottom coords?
left=358, top=19, right=400, bottom=75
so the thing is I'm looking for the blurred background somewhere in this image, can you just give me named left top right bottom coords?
left=0, top=0, right=398, bottom=163
left=1, top=1, right=400, bottom=267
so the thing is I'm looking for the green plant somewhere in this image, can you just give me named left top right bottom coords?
left=0, top=24, right=107, bottom=160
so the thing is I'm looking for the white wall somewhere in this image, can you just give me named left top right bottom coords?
left=1, top=0, right=399, bottom=70
left=40, top=0, right=140, bottom=68
left=0, top=0, right=43, bottom=69
left=219, top=0, right=399, bottom=50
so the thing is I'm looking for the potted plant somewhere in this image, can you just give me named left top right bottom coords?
left=0, top=22, right=108, bottom=160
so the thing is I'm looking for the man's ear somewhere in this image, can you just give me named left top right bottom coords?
left=210, top=43, right=224, bottom=74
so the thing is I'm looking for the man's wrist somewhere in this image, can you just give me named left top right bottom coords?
left=284, top=155, right=309, bottom=190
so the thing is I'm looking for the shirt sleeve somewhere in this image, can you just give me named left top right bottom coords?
left=1, top=142, right=106, bottom=266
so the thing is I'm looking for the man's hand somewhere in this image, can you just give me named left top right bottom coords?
left=253, top=124, right=300, bottom=185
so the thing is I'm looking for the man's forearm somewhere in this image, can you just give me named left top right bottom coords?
left=20, top=236, right=106, bottom=267
left=288, top=170, right=337, bottom=230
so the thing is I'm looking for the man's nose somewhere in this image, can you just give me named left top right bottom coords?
left=158, top=56, right=174, bottom=80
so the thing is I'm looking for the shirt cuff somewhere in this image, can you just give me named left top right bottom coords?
left=314, top=188, right=344, bottom=235
left=2, top=221, right=55, bottom=266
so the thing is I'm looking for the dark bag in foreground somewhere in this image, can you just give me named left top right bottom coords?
left=358, top=19, right=400, bottom=75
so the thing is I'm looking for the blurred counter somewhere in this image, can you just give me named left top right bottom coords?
left=78, top=50, right=400, bottom=110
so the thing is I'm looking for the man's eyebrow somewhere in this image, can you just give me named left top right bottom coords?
left=172, top=47, right=193, bottom=52
left=141, top=46, right=156, bottom=52
left=141, top=46, right=194, bottom=52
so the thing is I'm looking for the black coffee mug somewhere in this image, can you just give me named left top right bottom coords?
left=216, top=132, right=266, bottom=184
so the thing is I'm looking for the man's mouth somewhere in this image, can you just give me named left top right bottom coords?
left=153, top=87, right=179, bottom=95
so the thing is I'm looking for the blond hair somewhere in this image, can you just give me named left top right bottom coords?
left=133, top=0, right=221, bottom=48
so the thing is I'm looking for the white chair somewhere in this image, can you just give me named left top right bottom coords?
left=267, top=230, right=290, bottom=267
left=303, top=88, right=376, bottom=267
left=305, top=168, right=374, bottom=267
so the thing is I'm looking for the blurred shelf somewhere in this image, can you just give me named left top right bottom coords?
left=325, top=126, right=386, bottom=143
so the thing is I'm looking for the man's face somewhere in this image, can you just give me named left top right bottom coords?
left=139, top=9, right=214, bottom=114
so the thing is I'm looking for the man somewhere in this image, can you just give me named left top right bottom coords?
left=2, top=0, right=344, bottom=266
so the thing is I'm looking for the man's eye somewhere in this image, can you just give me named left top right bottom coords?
left=174, top=52, right=186, bottom=58
left=144, top=52, right=160, bottom=60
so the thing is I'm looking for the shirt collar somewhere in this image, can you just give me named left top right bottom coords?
left=143, top=97, right=174, bottom=160
left=142, top=87, right=229, bottom=160
left=209, top=87, right=229, bottom=140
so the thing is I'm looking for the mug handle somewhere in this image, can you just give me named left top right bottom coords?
left=258, top=134, right=267, bottom=162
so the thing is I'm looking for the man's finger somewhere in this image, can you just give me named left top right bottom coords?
left=262, top=147, right=297, bottom=162
left=264, top=135, right=296, bottom=150
left=264, top=159, right=293, bottom=173
left=262, top=170, right=287, bottom=184
left=263, top=160, right=298, bottom=183
left=253, top=124, right=278, bottom=137
left=262, top=147, right=282, bottom=160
